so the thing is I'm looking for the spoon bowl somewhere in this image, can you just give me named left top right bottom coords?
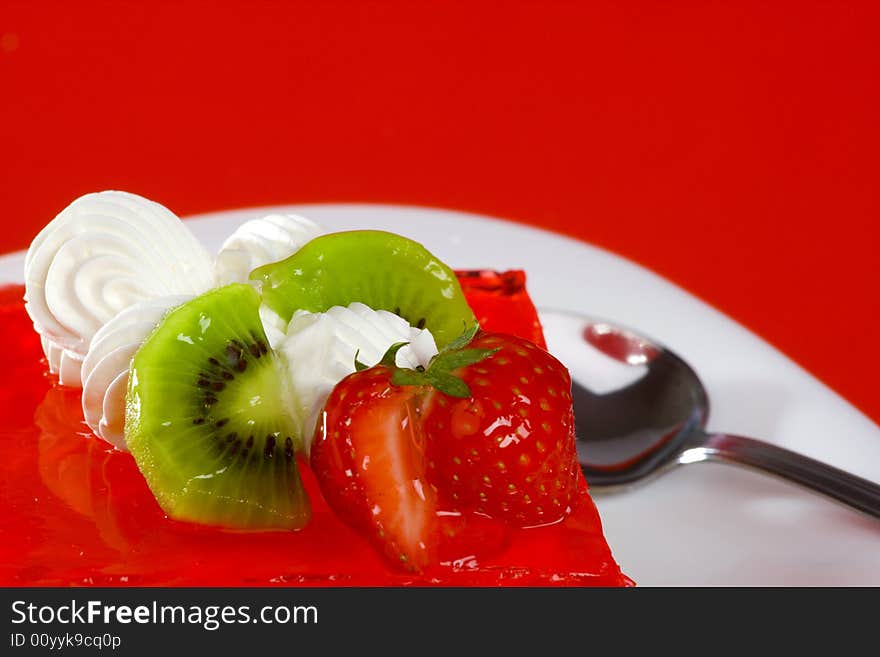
left=540, top=309, right=880, bottom=519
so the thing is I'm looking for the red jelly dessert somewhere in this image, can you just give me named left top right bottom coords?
left=456, top=269, right=547, bottom=349
left=0, top=276, right=631, bottom=587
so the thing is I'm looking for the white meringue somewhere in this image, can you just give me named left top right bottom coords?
left=40, top=334, right=83, bottom=386
left=213, top=213, right=323, bottom=286
left=24, top=190, right=214, bottom=387
left=80, top=296, right=191, bottom=450
left=279, top=302, right=438, bottom=453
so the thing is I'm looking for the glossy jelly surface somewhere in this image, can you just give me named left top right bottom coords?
left=455, top=270, right=547, bottom=349
left=0, top=282, right=631, bottom=586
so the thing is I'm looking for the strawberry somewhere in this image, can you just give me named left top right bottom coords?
left=311, top=329, right=579, bottom=571
left=309, top=344, right=440, bottom=572
left=421, top=331, right=580, bottom=528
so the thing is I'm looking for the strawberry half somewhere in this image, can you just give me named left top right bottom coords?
left=422, top=331, right=580, bottom=528
left=311, top=329, right=580, bottom=571
left=310, top=344, right=440, bottom=572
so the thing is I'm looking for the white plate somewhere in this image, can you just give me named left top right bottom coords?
left=3, top=203, right=879, bottom=586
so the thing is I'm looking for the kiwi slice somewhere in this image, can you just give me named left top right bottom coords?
left=250, top=230, right=477, bottom=348
left=125, top=283, right=310, bottom=530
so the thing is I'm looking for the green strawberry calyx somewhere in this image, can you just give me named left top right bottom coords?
left=354, top=324, right=498, bottom=399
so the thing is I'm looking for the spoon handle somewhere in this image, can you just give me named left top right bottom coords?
left=684, top=433, right=880, bottom=520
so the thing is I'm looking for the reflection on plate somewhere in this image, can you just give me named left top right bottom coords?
left=2, top=203, right=879, bottom=585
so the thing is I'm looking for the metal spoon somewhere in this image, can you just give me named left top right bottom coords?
left=540, top=309, right=880, bottom=519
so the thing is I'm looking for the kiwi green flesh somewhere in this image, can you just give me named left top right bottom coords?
left=250, top=230, right=477, bottom=348
left=125, top=284, right=310, bottom=530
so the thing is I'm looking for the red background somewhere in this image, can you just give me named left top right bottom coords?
left=2, top=1, right=878, bottom=424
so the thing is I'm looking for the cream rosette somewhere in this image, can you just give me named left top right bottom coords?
left=24, top=190, right=215, bottom=386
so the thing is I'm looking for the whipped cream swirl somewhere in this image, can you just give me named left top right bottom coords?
left=213, top=213, right=322, bottom=286
left=40, top=335, right=85, bottom=386
left=81, top=296, right=191, bottom=450
left=24, top=191, right=215, bottom=388
left=280, top=302, right=438, bottom=453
